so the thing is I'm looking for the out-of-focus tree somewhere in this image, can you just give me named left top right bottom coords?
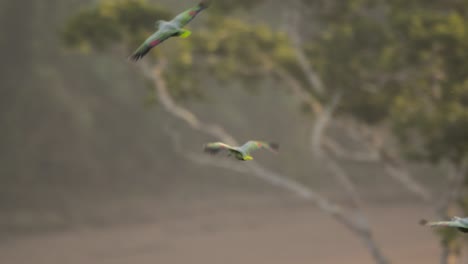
left=62, top=0, right=468, bottom=262
left=288, top=0, right=468, bottom=262
left=61, top=1, right=391, bottom=263
left=62, top=0, right=291, bottom=100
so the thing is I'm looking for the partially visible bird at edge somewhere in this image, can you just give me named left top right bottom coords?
left=204, top=141, right=279, bottom=161
left=420, top=217, right=468, bottom=233
left=129, top=1, right=210, bottom=61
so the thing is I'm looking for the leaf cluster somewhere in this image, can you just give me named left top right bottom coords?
left=61, top=0, right=295, bottom=98
left=301, top=0, right=468, bottom=164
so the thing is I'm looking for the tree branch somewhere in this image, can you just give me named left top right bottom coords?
left=285, top=3, right=325, bottom=96
left=383, top=164, right=432, bottom=202
left=272, top=64, right=323, bottom=114
left=307, top=94, right=368, bottom=212
left=164, top=124, right=376, bottom=237
left=322, top=138, right=381, bottom=162
left=436, top=162, right=467, bottom=264
left=139, top=59, right=237, bottom=146
left=282, top=10, right=379, bottom=211
left=266, top=30, right=389, bottom=264
left=325, top=119, right=434, bottom=203
left=163, top=126, right=250, bottom=174
left=310, top=92, right=341, bottom=157
left=138, top=59, right=389, bottom=264
left=380, top=150, right=433, bottom=202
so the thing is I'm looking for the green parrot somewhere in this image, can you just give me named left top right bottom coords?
left=204, top=141, right=279, bottom=161
left=420, top=217, right=468, bottom=233
left=129, top=1, right=210, bottom=61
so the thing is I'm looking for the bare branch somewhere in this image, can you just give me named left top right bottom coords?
left=163, top=126, right=250, bottom=174
left=384, top=164, right=432, bottom=202
left=435, top=162, right=467, bottom=217
left=139, top=60, right=389, bottom=264
left=283, top=6, right=370, bottom=211
left=435, top=162, right=467, bottom=264
left=326, top=119, right=434, bottom=203
left=267, top=28, right=389, bottom=264
left=379, top=149, right=433, bottom=202
left=274, top=63, right=367, bottom=212
left=139, top=60, right=341, bottom=204
left=281, top=0, right=432, bottom=209
left=323, top=138, right=381, bottom=162
left=285, top=4, right=325, bottom=95
left=284, top=3, right=401, bottom=219
left=138, top=59, right=237, bottom=146
left=162, top=117, right=351, bottom=218
left=310, top=92, right=341, bottom=157
left=165, top=124, right=389, bottom=261
left=321, top=127, right=433, bottom=203
left=323, top=153, right=366, bottom=208
left=272, top=64, right=323, bottom=114
left=358, top=122, right=434, bottom=203
left=311, top=98, right=366, bottom=210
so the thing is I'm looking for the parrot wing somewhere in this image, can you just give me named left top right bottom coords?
left=128, top=29, right=175, bottom=61
left=239, top=141, right=279, bottom=155
left=171, top=1, right=210, bottom=28
left=203, top=142, right=236, bottom=155
left=420, top=219, right=464, bottom=228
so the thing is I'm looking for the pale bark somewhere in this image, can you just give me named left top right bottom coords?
left=282, top=2, right=468, bottom=264
left=138, top=60, right=389, bottom=264
left=285, top=3, right=325, bottom=96
left=283, top=0, right=433, bottom=206
left=310, top=92, right=341, bottom=157
left=276, top=13, right=390, bottom=262
left=328, top=121, right=433, bottom=203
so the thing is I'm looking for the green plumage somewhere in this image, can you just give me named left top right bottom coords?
left=204, top=141, right=279, bottom=161
left=129, top=1, right=209, bottom=61
left=420, top=217, right=468, bottom=233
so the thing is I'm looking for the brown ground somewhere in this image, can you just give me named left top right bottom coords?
left=0, top=197, right=443, bottom=264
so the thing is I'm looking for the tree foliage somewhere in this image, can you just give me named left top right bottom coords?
left=299, top=0, right=468, bottom=165
left=60, top=0, right=468, bottom=258
left=296, top=1, right=468, bottom=249
left=62, top=0, right=295, bottom=100
left=62, top=0, right=468, bottom=167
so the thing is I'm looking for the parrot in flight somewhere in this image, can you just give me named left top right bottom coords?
left=420, top=216, right=468, bottom=233
left=204, top=141, right=279, bottom=161
left=129, top=1, right=210, bottom=61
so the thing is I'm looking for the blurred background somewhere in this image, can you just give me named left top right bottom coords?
left=2, top=0, right=468, bottom=263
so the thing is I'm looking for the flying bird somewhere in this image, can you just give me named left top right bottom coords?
left=129, top=1, right=210, bottom=61
left=420, top=217, right=468, bottom=233
left=203, top=141, right=279, bottom=161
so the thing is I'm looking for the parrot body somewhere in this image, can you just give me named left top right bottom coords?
left=204, top=141, right=279, bottom=161
left=420, top=217, right=468, bottom=233
left=129, top=1, right=209, bottom=61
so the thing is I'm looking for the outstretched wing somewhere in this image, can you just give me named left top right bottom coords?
left=171, top=1, right=210, bottom=28
left=204, top=142, right=235, bottom=155
left=239, top=141, right=279, bottom=155
left=128, top=30, right=175, bottom=61
left=457, top=217, right=468, bottom=227
left=419, top=219, right=463, bottom=228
